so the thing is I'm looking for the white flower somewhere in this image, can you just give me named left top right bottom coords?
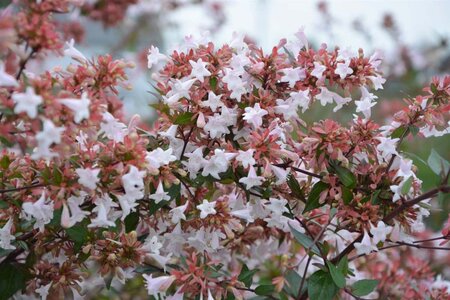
left=239, top=165, right=264, bottom=189
left=368, top=75, right=386, bottom=90
left=147, top=46, right=167, bottom=69
left=22, top=192, right=54, bottom=232
left=36, top=282, right=52, bottom=300
left=183, top=148, right=206, bottom=178
left=266, top=197, right=289, bottom=215
left=122, top=165, right=146, bottom=199
left=143, top=235, right=163, bottom=255
left=143, top=274, right=175, bottom=296
left=76, top=168, right=100, bottom=190
left=222, top=69, right=247, bottom=102
left=230, top=204, right=255, bottom=224
left=280, top=67, right=306, bottom=88
left=316, top=87, right=334, bottom=106
left=333, top=93, right=352, bottom=112
left=167, top=78, right=197, bottom=103
left=369, top=51, right=383, bottom=70
left=12, top=87, right=43, bottom=118
left=337, top=48, right=356, bottom=62
left=36, top=119, right=64, bottom=146
left=170, top=202, right=188, bottom=224
left=311, top=62, right=327, bottom=79
left=88, top=201, right=115, bottom=228
left=189, top=59, right=211, bottom=83
left=230, top=53, right=251, bottom=75
left=290, top=89, right=310, bottom=113
left=117, top=194, right=139, bottom=220
left=64, top=39, right=87, bottom=62
left=370, top=221, right=393, bottom=244
left=355, top=87, right=377, bottom=119
left=335, top=61, right=353, bottom=79
left=236, top=149, right=255, bottom=168
left=243, top=103, right=268, bottom=128
left=204, top=114, right=230, bottom=138
left=376, top=137, right=399, bottom=160
left=354, top=230, right=377, bottom=255
left=146, top=147, right=177, bottom=169
left=59, top=92, right=90, bottom=123
left=0, top=218, right=15, bottom=250
left=395, top=158, right=414, bottom=179
left=0, top=61, right=19, bottom=87
left=149, top=181, right=170, bottom=204
left=100, top=112, right=128, bottom=143
left=197, top=199, right=217, bottom=219
left=270, top=165, right=289, bottom=184
left=63, top=194, right=90, bottom=227
left=200, top=91, right=223, bottom=111
left=202, top=149, right=235, bottom=179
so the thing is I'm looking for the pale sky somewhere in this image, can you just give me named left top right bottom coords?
left=168, top=0, right=450, bottom=52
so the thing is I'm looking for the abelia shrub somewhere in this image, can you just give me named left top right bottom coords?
left=0, top=2, right=450, bottom=300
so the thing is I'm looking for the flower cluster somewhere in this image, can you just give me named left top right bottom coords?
left=1, top=3, right=450, bottom=299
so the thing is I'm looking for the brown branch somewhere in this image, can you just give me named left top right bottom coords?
left=332, top=185, right=450, bottom=264
left=0, top=183, right=46, bottom=194
left=383, top=185, right=449, bottom=223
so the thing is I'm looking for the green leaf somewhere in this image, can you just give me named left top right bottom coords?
left=304, top=181, right=329, bottom=213
left=332, top=164, right=356, bottom=189
left=341, top=186, right=353, bottom=205
left=0, top=262, right=28, bottom=300
left=427, top=149, right=450, bottom=176
left=287, top=173, right=305, bottom=201
left=289, top=225, right=321, bottom=255
left=0, top=155, right=11, bottom=169
left=401, top=176, right=413, bottom=195
left=0, top=200, right=8, bottom=209
left=52, top=165, right=63, bottom=186
left=326, top=261, right=346, bottom=288
left=254, top=284, right=275, bottom=296
left=238, top=264, right=258, bottom=288
left=390, top=126, right=406, bottom=139
left=66, top=224, right=89, bottom=251
left=337, top=256, right=349, bottom=276
left=124, top=212, right=139, bottom=233
left=173, top=112, right=195, bottom=125
left=209, top=76, right=218, bottom=90
left=283, top=269, right=302, bottom=297
left=307, top=270, right=339, bottom=300
left=351, top=279, right=379, bottom=297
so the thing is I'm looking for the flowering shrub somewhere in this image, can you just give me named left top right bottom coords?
left=1, top=1, right=450, bottom=300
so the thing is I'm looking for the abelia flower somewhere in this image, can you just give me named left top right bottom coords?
left=239, top=165, right=264, bottom=189
left=59, top=92, right=91, bottom=123
left=189, top=59, right=211, bottom=83
left=143, top=274, right=176, bottom=297
left=236, top=149, right=256, bottom=168
left=0, top=61, right=18, bottom=87
left=197, top=200, right=217, bottom=219
left=370, top=221, right=393, bottom=244
left=22, top=192, right=54, bottom=232
left=76, top=167, right=100, bottom=190
left=147, top=46, right=167, bottom=69
left=280, top=67, right=306, bottom=87
left=149, top=181, right=170, bottom=204
left=243, top=103, right=268, bottom=128
left=354, top=230, right=378, bottom=255
left=335, top=61, right=353, bottom=79
left=0, top=218, right=16, bottom=250
left=12, top=87, right=43, bottom=118
left=122, top=165, right=146, bottom=199
left=63, top=38, right=87, bottom=62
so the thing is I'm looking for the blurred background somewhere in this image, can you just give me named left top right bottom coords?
left=50, top=0, right=449, bottom=226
